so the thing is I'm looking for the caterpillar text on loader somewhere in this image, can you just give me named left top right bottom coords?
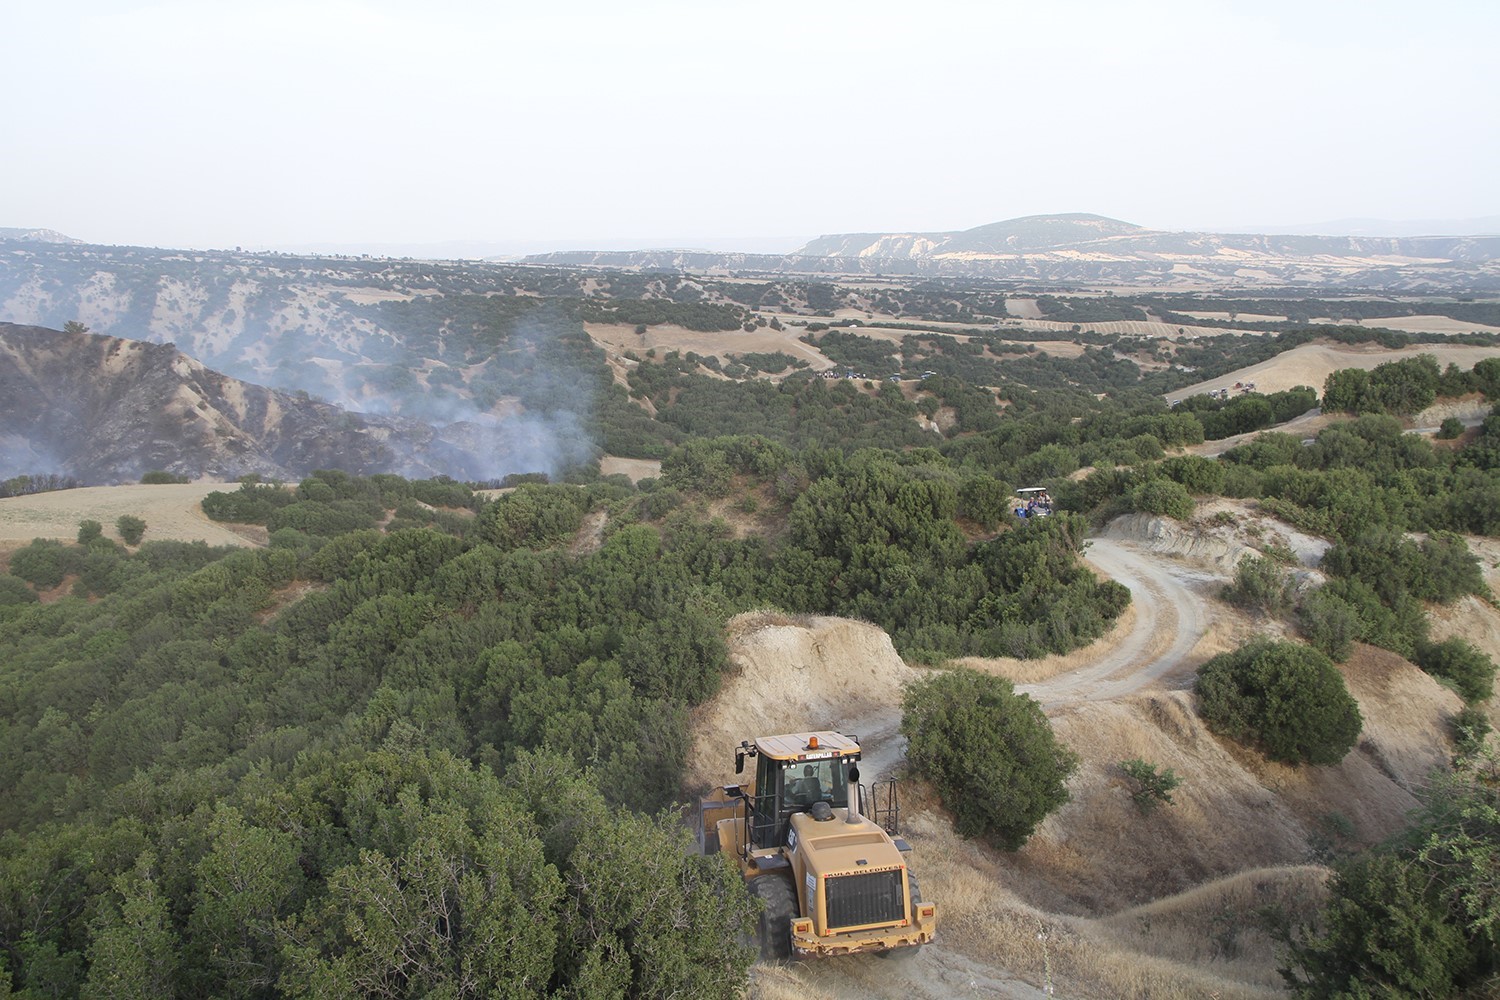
left=699, top=730, right=936, bottom=959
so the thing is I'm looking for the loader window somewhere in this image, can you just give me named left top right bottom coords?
left=785, top=759, right=848, bottom=808
left=749, top=756, right=852, bottom=850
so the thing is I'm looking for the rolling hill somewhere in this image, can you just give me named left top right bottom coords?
left=527, top=214, right=1500, bottom=290
left=0, top=322, right=513, bottom=483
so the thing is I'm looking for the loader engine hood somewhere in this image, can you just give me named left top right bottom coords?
left=788, top=811, right=911, bottom=932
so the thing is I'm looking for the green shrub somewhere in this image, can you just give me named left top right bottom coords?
left=1281, top=761, right=1500, bottom=998
left=901, top=667, right=1078, bottom=850
left=1415, top=637, right=1497, bottom=704
left=202, top=483, right=295, bottom=524
left=0, top=574, right=38, bottom=606
left=1120, top=759, right=1181, bottom=812
left=1222, top=554, right=1296, bottom=614
left=77, top=519, right=103, bottom=544
left=477, top=484, right=588, bottom=550
left=116, top=515, right=147, bottom=545
left=9, top=539, right=74, bottom=588
left=958, top=476, right=1012, bottom=528
left=1195, top=640, right=1362, bottom=765
left=265, top=500, right=381, bottom=537
left=1297, top=586, right=1361, bottom=661
left=1129, top=478, right=1194, bottom=520
left=1319, top=576, right=1428, bottom=659
left=1436, top=417, right=1465, bottom=440
left=1450, top=705, right=1491, bottom=760
left=1283, top=853, right=1474, bottom=997
left=1158, top=455, right=1225, bottom=495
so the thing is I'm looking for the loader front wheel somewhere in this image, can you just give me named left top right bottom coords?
left=749, top=872, right=798, bottom=961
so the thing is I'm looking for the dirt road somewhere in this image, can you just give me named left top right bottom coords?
left=1025, top=538, right=1213, bottom=706
left=795, top=535, right=1219, bottom=1000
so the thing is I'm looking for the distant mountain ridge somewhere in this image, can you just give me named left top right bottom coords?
left=790, top=213, right=1500, bottom=262
left=0, top=227, right=81, bottom=245
left=794, top=214, right=1149, bottom=256
left=526, top=213, right=1500, bottom=290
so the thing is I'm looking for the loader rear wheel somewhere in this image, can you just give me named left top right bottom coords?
left=749, top=872, right=798, bottom=961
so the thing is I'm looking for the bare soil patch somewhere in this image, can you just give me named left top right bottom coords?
left=0, top=483, right=261, bottom=552
left=599, top=456, right=662, bottom=483
left=1170, top=341, right=1500, bottom=400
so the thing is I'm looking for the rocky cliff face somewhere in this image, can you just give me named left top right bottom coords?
left=0, top=323, right=487, bottom=483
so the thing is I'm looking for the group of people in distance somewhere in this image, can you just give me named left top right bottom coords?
left=1013, top=488, right=1053, bottom=519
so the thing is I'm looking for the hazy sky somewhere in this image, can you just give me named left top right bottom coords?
left=4, top=0, right=1497, bottom=253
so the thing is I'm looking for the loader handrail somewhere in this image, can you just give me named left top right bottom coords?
left=867, top=777, right=901, bottom=836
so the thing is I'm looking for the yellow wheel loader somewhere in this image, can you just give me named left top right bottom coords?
left=699, top=730, right=936, bottom=959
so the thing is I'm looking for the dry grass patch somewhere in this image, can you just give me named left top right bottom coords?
left=0, top=483, right=259, bottom=548
left=1092, top=866, right=1328, bottom=990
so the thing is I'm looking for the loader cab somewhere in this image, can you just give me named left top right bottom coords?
left=739, top=731, right=858, bottom=851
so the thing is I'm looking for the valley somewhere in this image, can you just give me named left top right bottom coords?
left=1, top=224, right=1497, bottom=999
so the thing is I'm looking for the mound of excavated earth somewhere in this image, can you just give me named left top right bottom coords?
left=685, top=612, right=926, bottom=791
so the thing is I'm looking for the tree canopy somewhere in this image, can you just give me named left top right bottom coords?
left=901, top=667, right=1078, bottom=850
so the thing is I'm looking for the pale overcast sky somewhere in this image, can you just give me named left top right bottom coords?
left=3, top=0, right=1496, bottom=253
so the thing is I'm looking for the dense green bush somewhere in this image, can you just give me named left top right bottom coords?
left=0, top=574, right=38, bottom=606
left=1281, top=760, right=1499, bottom=998
left=1195, top=640, right=1362, bottom=765
left=8, top=539, right=75, bottom=588
left=476, top=484, right=588, bottom=550
left=76, top=520, right=102, bottom=544
left=201, top=482, right=296, bottom=523
left=1297, top=586, right=1361, bottom=661
left=1322, top=528, right=1485, bottom=606
left=1158, top=455, right=1225, bottom=495
left=1319, top=576, right=1429, bottom=658
left=1222, top=554, right=1296, bottom=614
left=1322, top=355, right=1440, bottom=416
left=958, top=475, right=1013, bottom=528
left=1415, top=637, right=1498, bottom=704
left=116, top=515, right=147, bottom=545
left=1129, top=478, right=1194, bottom=520
left=265, top=499, right=382, bottom=537
left=901, top=667, right=1078, bottom=850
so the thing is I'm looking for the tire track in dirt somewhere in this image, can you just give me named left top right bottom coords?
left=1022, top=537, right=1210, bottom=707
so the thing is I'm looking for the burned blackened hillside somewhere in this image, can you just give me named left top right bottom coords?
left=0, top=323, right=494, bottom=483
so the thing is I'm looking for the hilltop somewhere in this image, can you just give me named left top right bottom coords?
left=527, top=214, right=1500, bottom=291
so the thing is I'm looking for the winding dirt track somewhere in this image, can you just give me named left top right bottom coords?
left=1026, top=538, right=1210, bottom=706
left=858, top=537, right=1212, bottom=782
left=821, top=535, right=1216, bottom=999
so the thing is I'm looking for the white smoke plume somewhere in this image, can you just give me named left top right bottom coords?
left=318, top=310, right=602, bottom=482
